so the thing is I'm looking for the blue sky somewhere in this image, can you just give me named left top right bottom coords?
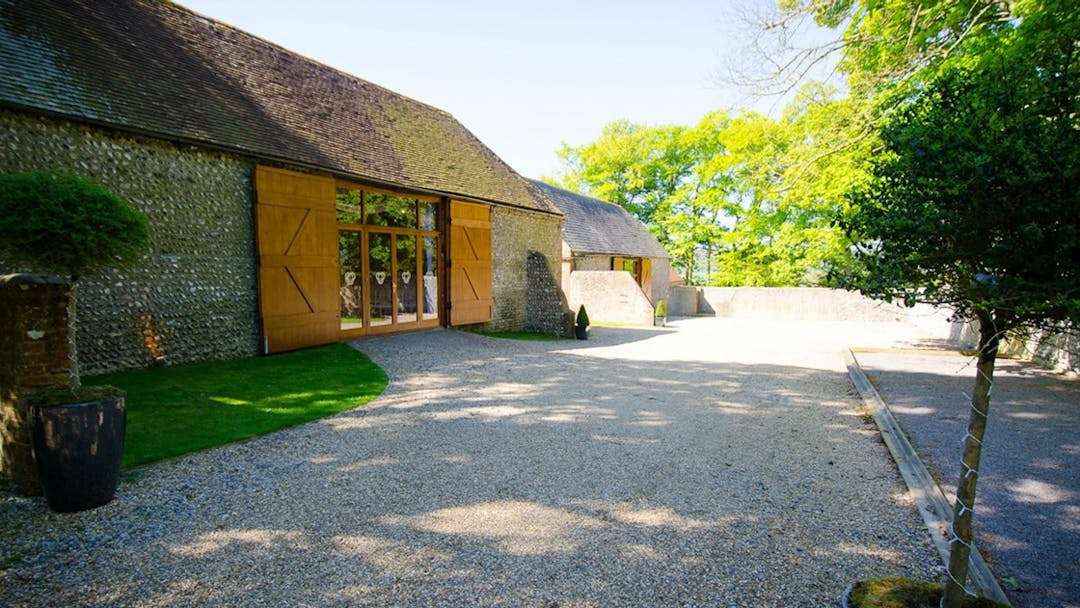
left=177, top=1, right=832, bottom=179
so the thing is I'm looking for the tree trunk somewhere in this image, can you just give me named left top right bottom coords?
left=706, top=243, right=713, bottom=286
left=942, top=311, right=1000, bottom=607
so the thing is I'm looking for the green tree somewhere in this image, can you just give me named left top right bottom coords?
left=550, top=120, right=696, bottom=226
left=746, top=0, right=1013, bottom=101
left=548, top=114, right=734, bottom=283
left=840, top=3, right=1080, bottom=603
left=711, top=84, right=864, bottom=286
left=656, top=111, right=735, bottom=283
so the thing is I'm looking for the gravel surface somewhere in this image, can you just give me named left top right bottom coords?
left=1, top=317, right=942, bottom=607
left=855, top=349, right=1080, bottom=608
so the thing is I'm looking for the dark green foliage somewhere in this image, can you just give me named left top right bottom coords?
left=0, top=171, right=149, bottom=278
left=576, top=305, right=589, bottom=326
left=838, top=7, right=1079, bottom=604
left=839, top=20, right=1080, bottom=330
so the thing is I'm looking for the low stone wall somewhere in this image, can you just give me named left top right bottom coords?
left=1018, top=328, right=1079, bottom=372
left=0, top=110, right=259, bottom=375
left=569, top=271, right=654, bottom=326
left=668, top=285, right=700, bottom=317
left=670, top=285, right=970, bottom=340
left=695, top=287, right=909, bottom=322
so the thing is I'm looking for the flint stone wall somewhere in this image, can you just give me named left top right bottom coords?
left=484, top=206, right=568, bottom=334
left=0, top=110, right=259, bottom=374
left=525, top=250, right=573, bottom=337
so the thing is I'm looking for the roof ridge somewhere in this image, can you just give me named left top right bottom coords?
left=530, top=179, right=623, bottom=208
left=2, top=0, right=555, bottom=212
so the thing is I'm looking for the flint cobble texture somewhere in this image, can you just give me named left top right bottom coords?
left=0, top=109, right=258, bottom=374
left=0, top=318, right=942, bottom=607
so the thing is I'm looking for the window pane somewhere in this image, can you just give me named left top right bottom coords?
left=336, top=188, right=363, bottom=224
left=339, top=231, right=363, bottom=330
left=419, top=201, right=438, bottom=230
left=396, top=235, right=417, bottom=324
left=422, top=236, right=438, bottom=320
left=368, top=233, right=392, bottom=326
left=366, top=193, right=417, bottom=228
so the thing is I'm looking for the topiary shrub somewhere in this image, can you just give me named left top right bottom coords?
left=576, top=304, right=589, bottom=326
left=0, top=172, right=150, bottom=503
left=0, top=171, right=149, bottom=391
left=0, top=171, right=149, bottom=280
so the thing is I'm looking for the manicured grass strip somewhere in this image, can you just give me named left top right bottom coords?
left=475, top=330, right=567, bottom=341
left=84, top=343, right=388, bottom=469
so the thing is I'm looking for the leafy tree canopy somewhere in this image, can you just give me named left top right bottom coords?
left=548, top=90, right=867, bottom=286
left=839, top=0, right=1080, bottom=330
left=0, top=171, right=150, bottom=279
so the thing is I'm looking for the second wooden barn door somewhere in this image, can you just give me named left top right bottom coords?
left=255, top=166, right=339, bottom=353
left=448, top=200, right=492, bottom=325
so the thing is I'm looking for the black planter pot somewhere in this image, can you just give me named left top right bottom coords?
left=31, top=395, right=126, bottom=513
left=575, top=323, right=588, bottom=340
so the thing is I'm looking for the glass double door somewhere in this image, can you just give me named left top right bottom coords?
left=339, top=229, right=438, bottom=334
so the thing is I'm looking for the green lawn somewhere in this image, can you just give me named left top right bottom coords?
left=475, top=330, right=567, bottom=341
left=84, top=343, right=388, bottom=469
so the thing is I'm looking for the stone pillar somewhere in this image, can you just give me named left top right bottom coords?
left=525, top=250, right=572, bottom=337
left=0, top=274, right=75, bottom=495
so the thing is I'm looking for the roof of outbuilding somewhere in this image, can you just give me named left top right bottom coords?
left=530, top=180, right=670, bottom=259
left=0, top=0, right=558, bottom=214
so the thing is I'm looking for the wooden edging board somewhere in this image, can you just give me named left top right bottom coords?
left=843, top=349, right=1011, bottom=606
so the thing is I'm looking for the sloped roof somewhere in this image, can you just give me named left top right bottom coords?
left=0, top=0, right=558, bottom=214
left=531, top=180, right=670, bottom=259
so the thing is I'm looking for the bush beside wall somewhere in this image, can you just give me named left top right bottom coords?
left=0, top=110, right=259, bottom=374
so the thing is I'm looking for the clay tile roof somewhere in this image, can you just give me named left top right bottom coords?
left=0, top=0, right=559, bottom=214
left=530, top=180, right=670, bottom=259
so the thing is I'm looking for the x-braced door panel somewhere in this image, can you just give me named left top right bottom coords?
left=448, top=200, right=492, bottom=326
left=255, top=166, right=338, bottom=353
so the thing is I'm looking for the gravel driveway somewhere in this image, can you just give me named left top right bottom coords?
left=1, top=318, right=942, bottom=607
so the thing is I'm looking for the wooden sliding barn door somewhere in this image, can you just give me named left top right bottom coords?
left=254, top=166, right=339, bottom=353
left=448, top=200, right=492, bottom=326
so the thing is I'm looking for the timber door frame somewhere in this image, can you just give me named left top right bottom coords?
left=255, top=166, right=339, bottom=354
left=447, top=200, right=493, bottom=326
left=256, top=167, right=493, bottom=348
left=335, top=180, right=443, bottom=338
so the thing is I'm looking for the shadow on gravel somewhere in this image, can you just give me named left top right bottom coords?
left=858, top=353, right=1080, bottom=608
left=0, top=325, right=943, bottom=608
